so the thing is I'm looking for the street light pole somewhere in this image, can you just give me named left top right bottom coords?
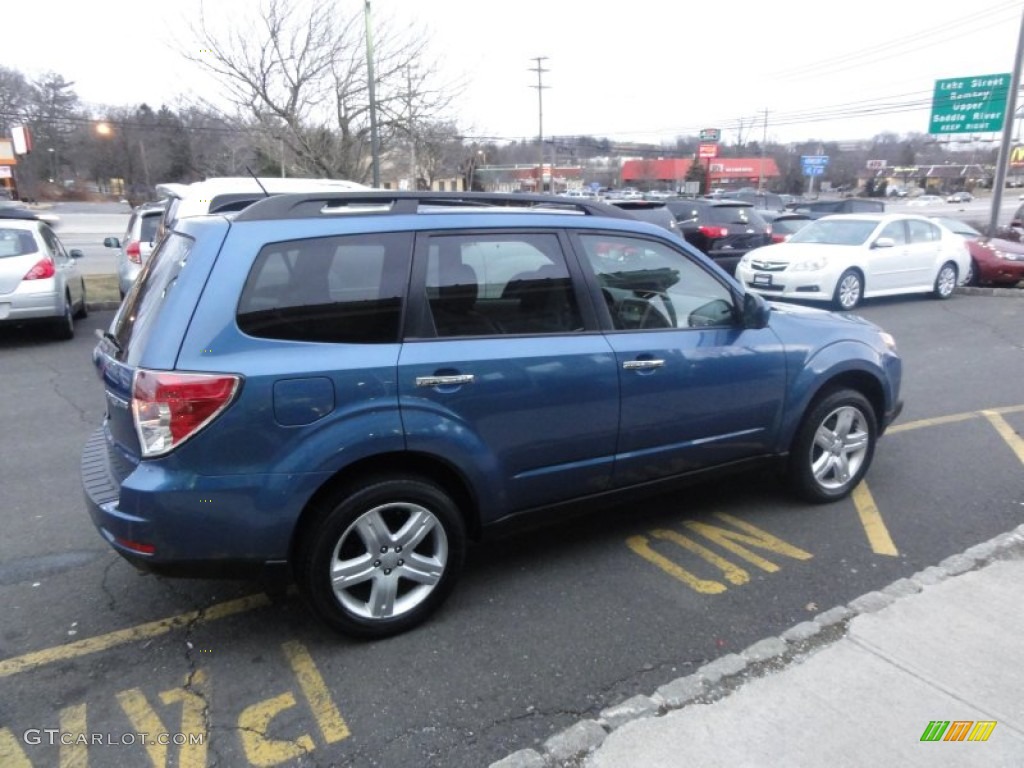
left=364, top=0, right=381, bottom=188
left=47, top=148, right=56, bottom=183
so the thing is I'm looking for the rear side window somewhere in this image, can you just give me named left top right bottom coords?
left=237, top=233, right=412, bottom=344
left=0, top=227, right=38, bottom=257
left=113, top=232, right=194, bottom=356
left=139, top=213, right=161, bottom=243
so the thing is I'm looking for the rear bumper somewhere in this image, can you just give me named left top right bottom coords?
left=0, top=289, right=61, bottom=322
left=880, top=398, right=903, bottom=435
left=81, top=427, right=310, bottom=579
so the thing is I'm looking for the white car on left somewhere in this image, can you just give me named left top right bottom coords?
left=0, top=218, right=87, bottom=339
left=735, top=213, right=970, bottom=310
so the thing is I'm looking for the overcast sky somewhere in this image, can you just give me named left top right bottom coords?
left=5, top=0, right=1023, bottom=146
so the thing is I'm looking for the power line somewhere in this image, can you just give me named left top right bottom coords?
left=769, top=2, right=1020, bottom=81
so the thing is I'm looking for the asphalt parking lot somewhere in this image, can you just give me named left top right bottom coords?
left=1, top=291, right=1022, bottom=767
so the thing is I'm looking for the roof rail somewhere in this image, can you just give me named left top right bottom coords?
left=232, top=191, right=636, bottom=223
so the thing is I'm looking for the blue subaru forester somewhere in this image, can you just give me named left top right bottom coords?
left=82, top=192, right=902, bottom=638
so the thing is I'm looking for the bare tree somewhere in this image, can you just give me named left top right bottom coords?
left=415, top=121, right=465, bottom=188
left=183, top=0, right=459, bottom=183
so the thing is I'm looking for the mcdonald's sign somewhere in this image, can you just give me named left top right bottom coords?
left=1010, top=145, right=1024, bottom=168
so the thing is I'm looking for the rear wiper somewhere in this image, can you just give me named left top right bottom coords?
left=94, top=328, right=123, bottom=354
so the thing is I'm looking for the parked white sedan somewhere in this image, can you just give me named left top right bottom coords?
left=735, top=213, right=970, bottom=310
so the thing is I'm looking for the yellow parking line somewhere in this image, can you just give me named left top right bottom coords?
left=1, top=407, right=1020, bottom=680
left=983, top=410, right=1024, bottom=466
left=852, top=482, right=898, bottom=556
left=0, top=593, right=270, bottom=679
left=888, top=404, right=1024, bottom=434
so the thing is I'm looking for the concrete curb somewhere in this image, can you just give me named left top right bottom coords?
left=488, top=523, right=1024, bottom=768
left=955, top=284, right=1024, bottom=297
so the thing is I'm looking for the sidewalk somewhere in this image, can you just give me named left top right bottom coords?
left=493, top=525, right=1024, bottom=768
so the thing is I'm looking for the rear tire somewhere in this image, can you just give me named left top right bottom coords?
left=965, top=258, right=980, bottom=286
left=297, top=476, right=466, bottom=639
left=74, top=280, right=88, bottom=319
left=52, top=293, right=74, bottom=340
left=832, top=270, right=862, bottom=311
left=788, top=389, right=877, bottom=503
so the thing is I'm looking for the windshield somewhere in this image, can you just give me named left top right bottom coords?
left=788, top=219, right=879, bottom=246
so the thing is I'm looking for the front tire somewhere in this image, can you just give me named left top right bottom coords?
left=788, top=389, right=877, bottom=503
left=832, top=270, right=862, bottom=311
left=297, top=476, right=466, bottom=639
left=933, top=261, right=957, bottom=299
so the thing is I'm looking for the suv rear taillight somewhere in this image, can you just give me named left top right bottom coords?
left=125, top=240, right=142, bottom=264
left=698, top=225, right=729, bottom=239
left=23, top=258, right=55, bottom=280
left=132, top=370, right=241, bottom=458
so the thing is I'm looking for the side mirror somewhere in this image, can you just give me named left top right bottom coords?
left=69, top=249, right=84, bottom=259
left=103, top=237, right=120, bottom=248
left=742, top=291, right=770, bottom=329
left=872, top=237, right=896, bottom=249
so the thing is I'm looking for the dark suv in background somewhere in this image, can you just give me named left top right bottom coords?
left=665, top=198, right=773, bottom=274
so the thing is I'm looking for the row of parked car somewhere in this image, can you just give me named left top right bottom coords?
left=604, top=193, right=1023, bottom=310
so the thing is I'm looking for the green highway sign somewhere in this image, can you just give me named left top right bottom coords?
left=929, top=73, right=1010, bottom=134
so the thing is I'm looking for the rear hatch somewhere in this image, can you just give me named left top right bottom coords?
left=701, top=203, right=772, bottom=252
left=0, top=226, right=43, bottom=296
left=607, top=200, right=680, bottom=234
left=93, top=223, right=227, bottom=467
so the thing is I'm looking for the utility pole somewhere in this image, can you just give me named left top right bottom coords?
left=758, top=108, right=768, bottom=192
left=988, top=6, right=1024, bottom=236
left=364, top=0, right=381, bottom=187
left=529, top=57, right=549, bottom=193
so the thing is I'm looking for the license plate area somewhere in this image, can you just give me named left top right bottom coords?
left=753, top=273, right=773, bottom=287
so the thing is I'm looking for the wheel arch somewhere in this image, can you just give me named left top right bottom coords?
left=288, top=450, right=481, bottom=569
left=782, top=361, right=888, bottom=453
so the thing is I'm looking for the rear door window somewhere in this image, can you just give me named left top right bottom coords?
left=419, top=233, right=582, bottom=337
left=236, top=233, right=413, bottom=344
left=907, top=220, right=940, bottom=243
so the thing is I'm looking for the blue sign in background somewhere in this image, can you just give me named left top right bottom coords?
left=801, top=155, right=829, bottom=176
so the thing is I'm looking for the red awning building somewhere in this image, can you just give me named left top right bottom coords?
left=620, top=157, right=780, bottom=187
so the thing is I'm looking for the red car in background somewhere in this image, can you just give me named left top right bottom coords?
left=930, top=217, right=1024, bottom=287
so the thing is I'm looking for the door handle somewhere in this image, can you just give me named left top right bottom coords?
left=622, top=359, right=665, bottom=370
left=416, top=374, right=476, bottom=387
